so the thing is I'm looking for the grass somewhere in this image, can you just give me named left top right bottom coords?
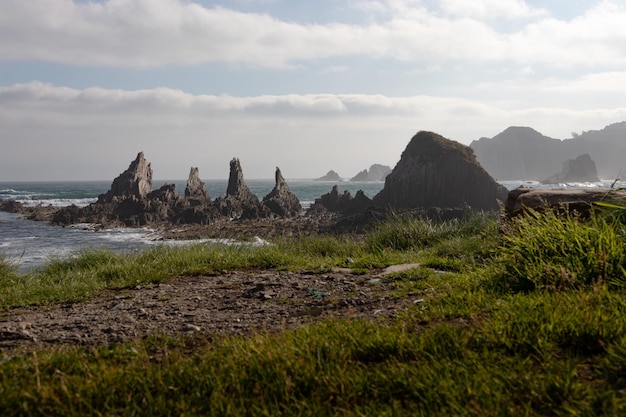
left=2, top=210, right=626, bottom=415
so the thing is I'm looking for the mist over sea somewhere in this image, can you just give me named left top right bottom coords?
left=2, top=178, right=625, bottom=272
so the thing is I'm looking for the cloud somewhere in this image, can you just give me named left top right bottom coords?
left=438, top=0, right=548, bottom=20
left=1, top=81, right=625, bottom=181
left=0, top=0, right=624, bottom=69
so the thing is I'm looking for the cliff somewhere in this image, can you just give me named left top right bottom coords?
left=470, top=123, right=626, bottom=180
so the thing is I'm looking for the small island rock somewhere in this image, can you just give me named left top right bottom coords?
left=541, top=153, right=600, bottom=184
left=316, top=170, right=342, bottom=181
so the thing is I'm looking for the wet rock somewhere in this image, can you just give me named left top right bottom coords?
left=373, top=131, right=508, bottom=212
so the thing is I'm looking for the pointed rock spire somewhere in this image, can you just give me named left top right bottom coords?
left=185, top=167, right=211, bottom=204
left=227, top=158, right=254, bottom=200
left=263, top=167, right=302, bottom=217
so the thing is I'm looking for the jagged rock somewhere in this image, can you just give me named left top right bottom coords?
left=343, top=190, right=373, bottom=215
left=185, top=167, right=211, bottom=206
left=316, top=170, right=342, bottom=181
left=216, top=158, right=269, bottom=220
left=263, top=167, right=302, bottom=217
left=504, top=187, right=626, bottom=219
left=98, top=152, right=152, bottom=203
left=541, top=154, right=600, bottom=184
left=373, top=131, right=508, bottom=211
left=310, top=185, right=353, bottom=213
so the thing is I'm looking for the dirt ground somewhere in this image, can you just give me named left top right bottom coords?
left=0, top=265, right=425, bottom=352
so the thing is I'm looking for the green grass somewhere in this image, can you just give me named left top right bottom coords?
left=3, top=210, right=626, bottom=415
left=495, top=209, right=626, bottom=292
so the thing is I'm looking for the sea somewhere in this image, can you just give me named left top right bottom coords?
left=1, top=179, right=625, bottom=272
left=0, top=179, right=386, bottom=272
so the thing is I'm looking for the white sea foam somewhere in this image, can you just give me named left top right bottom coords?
left=16, top=198, right=96, bottom=208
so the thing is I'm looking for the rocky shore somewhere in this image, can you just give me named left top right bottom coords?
left=1, top=131, right=510, bottom=238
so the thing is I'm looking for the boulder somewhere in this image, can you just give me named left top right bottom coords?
left=263, top=167, right=302, bottom=217
left=98, top=152, right=152, bottom=203
left=372, top=131, right=508, bottom=211
left=504, top=187, right=626, bottom=219
left=316, top=170, right=342, bottom=181
left=541, top=153, right=600, bottom=184
left=185, top=167, right=211, bottom=206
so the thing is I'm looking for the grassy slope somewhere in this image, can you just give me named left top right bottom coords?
left=1, top=212, right=626, bottom=416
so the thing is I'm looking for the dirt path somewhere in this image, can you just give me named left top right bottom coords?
left=0, top=266, right=424, bottom=351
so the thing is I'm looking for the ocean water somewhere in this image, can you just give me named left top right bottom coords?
left=0, top=179, right=386, bottom=272
left=1, top=178, right=625, bottom=272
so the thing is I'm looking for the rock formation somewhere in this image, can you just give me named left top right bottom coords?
left=263, top=167, right=302, bottom=217
left=373, top=131, right=508, bottom=211
left=350, top=164, right=392, bottom=181
left=316, top=170, right=342, bottom=181
left=308, top=185, right=373, bottom=216
left=310, top=185, right=353, bottom=213
left=344, top=190, right=373, bottom=215
left=184, top=167, right=211, bottom=206
left=541, top=154, right=600, bottom=184
left=98, top=152, right=152, bottom=203
left=53, top=153, right=184, bottom=226
left=214, top=158, right=269, bottom=220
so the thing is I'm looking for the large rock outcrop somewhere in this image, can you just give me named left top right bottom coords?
left=53, top=153, right=184, bottom=226
left=263, top=167, right=302, bottom=217
left=373, top=131, right=508, bottom=211
left=541, top=154, right=600, bottom=184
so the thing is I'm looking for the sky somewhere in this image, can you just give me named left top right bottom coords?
left=1, top=0, right=625, bottom=181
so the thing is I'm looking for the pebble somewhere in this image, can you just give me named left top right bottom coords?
left=183, top=324, right=201, bottom=332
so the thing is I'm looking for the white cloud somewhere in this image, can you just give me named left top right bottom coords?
left=1, top=81, right=624, bottom=180
left=0, top=0, right=624, bottom=69
left=438, top=0, right=548, bottom=20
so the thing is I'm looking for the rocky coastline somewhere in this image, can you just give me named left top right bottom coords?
left=0, top=131, right=520, bottom=239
